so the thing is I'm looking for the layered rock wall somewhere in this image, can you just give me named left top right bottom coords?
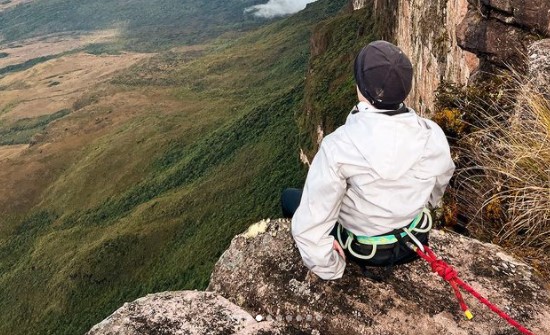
left=457, top=0, right=550, bottom=69
left=395, top=0, right=477, bottom=114
left=352, top=0, right=476, bottom=114
left=352, top=0, right=549, bottom=113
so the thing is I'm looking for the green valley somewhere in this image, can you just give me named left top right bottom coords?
left=0, top=0, right=264, bottom=51
left=0, top=0, right=386, bottom=334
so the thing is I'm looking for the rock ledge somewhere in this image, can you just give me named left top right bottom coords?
left=208, top=219, right=550, bottom=335
left=86, top=290, right=284, bottom=335
left=88, top=219, right=550, bottom=334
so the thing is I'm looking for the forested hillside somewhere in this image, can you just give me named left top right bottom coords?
left=0, top=0, right=386, bottom=333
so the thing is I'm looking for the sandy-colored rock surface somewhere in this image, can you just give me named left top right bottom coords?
left=395, top=0, right=475, bottom=115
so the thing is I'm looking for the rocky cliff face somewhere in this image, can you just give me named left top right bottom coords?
left=396, top=0, right=478, bottom=114
left=300, top=0, right=549, bottom=154
left=457, top=0, right=550, bottom=70
left=353, top=0, right=477, bottom=114
left=89, top=219, right=550, bottom=334
left=352, top=0, right=549, bottom=114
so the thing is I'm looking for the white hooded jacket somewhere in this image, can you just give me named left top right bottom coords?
left=291, top=101, right=455, bottom=280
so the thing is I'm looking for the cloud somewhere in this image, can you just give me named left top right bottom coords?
left=244, top=0, right=318, bottom=18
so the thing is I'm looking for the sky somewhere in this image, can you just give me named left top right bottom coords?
left=245, top=0, right=318, bottom=18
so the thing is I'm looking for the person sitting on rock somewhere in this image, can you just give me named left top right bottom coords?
left=282, top=40, right=455, bottom=280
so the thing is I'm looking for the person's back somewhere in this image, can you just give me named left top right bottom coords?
left=319, top=102, right=453, bottom=236
left=283, top=40, right=455, bottom=280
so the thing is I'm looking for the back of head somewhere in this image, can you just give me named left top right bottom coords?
left=354, top=40, right=413, bottom=110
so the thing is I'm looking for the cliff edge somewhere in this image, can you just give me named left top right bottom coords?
left=86, top=290, right=287, bottom=335
left=89, top=219, right=550, bottom=335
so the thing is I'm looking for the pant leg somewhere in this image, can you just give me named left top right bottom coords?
left=281, top=188, right=303, bottom=218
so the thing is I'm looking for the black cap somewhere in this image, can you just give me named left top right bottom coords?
left=354, top=40, right=413, bottom=110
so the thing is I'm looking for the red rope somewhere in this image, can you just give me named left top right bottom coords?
left=415, top=245, right=535, bottom=335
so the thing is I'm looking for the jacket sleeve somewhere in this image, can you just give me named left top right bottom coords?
left=428, top=149, right=456, bottom=207
left=291, top=139, right=347, bottom=280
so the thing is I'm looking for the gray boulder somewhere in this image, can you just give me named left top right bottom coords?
left=86, top=290, right=285, bottom=335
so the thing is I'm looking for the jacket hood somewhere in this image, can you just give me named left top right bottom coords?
left=344, top=108, right=431, bottom=180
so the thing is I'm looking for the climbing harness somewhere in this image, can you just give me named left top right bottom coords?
left=335, top=208, right=432, bottom=281
left=336, top=207, right=433, bottom=260
left=405, top=243, right=535, bottom=335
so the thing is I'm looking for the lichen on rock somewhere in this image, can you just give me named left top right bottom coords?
left=86, top=291, right=286, bottom=335
left=527, top=39, right=550, bottom=94
left=243, top=219, right=270, bottom=239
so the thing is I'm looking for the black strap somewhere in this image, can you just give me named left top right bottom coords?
left=352, top=103, right=409, bottom=116
left=393, top=228, right=409, bottom=248
left=379, top=104, right=409, bottom=116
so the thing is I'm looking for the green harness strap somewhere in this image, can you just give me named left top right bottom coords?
left=337, top=208, right=432, bottom=260
left=339, top=208, right=432, bottom=246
